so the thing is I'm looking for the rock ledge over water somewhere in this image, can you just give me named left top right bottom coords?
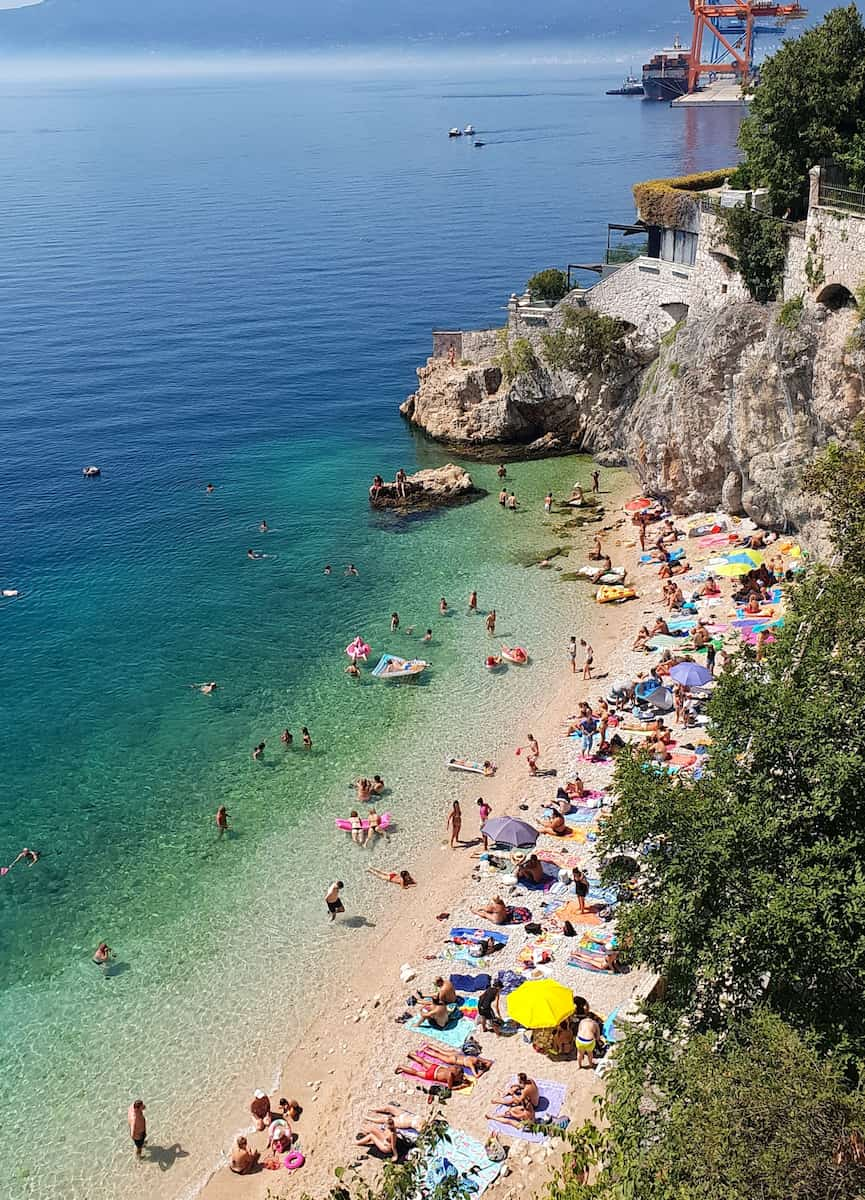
left=369, top=464, right=481, bottom=511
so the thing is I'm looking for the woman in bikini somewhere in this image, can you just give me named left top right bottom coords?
left=396, top=1055, right=465, bottom=1089
left=367, top=868, right=415, bottom=889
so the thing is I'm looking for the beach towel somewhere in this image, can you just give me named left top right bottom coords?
left=449, top=927, right=509, bottom=946
left=488, top=1079, right=567, bottom=1143
left=449, top=973, right=491, bottom=993
left=407, top=1012, right=477, bottom=1049
left=425, top=1128, right=504, bottom=1197
left=567, top=950, right=615, bottom=973
left=494, top=969, right=524, bottom=993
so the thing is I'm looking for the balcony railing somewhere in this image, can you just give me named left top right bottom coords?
left=818, top=182, right=865, bottom=215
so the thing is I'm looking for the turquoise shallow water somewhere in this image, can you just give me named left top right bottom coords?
left=0, top=64, right=739, bottom=1199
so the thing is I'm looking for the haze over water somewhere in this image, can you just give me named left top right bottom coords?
left=0, top=60, right=740, bottom=1199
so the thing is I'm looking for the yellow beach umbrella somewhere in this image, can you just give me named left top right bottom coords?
left=506, top=978, right=575, bottom=1029
left=715, top=562, right=752, bottom=577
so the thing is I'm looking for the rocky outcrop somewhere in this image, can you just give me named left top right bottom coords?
left=400, top=348, right=647, bottom=457
left=624, top=302, right=865, bottom=542
left=369, top=464, right=481, bottom=511
left=402, top=300, right=865, bottom=537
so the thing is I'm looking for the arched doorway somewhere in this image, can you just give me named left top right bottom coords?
left=816, top=283, right=855, bottom=311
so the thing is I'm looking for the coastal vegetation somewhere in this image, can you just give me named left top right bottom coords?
left=736, top=4, right=865, bottom=217
left=716, top=199, right=788, bottom=302
left=537, top=429, right=865, bottom=1199
left=631, top=168, right=731, bottom=229
left=495, top=331, right=537, bottom=383
left=777, top=293, right=804, bottom=329
left=541, top=307, right=628, bottom=375
left=526, top=268, right=570, bottom=305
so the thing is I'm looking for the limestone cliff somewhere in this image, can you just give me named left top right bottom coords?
left=402, top=302, right=865, bottom=536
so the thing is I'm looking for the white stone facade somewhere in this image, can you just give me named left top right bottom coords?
left=582, top=257, right=693, bottom=337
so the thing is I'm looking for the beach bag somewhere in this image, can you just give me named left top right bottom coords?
left=485, top=1134, right=507, bottom=1162
left=461, top=1035, right=481, bottom=1056
left=562, top=920, right=577, bottom=937
left=524, top=922, right=542, bottom=936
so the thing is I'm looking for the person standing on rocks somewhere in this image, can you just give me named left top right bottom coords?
left=395, top=468, right=407, bottom=499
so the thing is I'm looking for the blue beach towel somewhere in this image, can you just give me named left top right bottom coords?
left=425, top=1128, right=504, bottom=1197
left=406, top=1012, right=476, bottom=1049
left=449, top=973, right=491, bottom=992
left=449, top=927, right=509, bottom=946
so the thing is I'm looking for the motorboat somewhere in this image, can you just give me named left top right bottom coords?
left=463, top=124, right=475, bottom=135
left=448, top=128, right=462, bottom=137
left=371, top=653, right=428, bottom=679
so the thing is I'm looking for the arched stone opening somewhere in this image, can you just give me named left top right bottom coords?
left=661, top=302, right=689, bottom=323
left=816, top=283, right=855, bottom=311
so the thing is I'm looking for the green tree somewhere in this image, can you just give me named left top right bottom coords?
left=596, top=428, right=865, bottom=1062
left=541, top=307, right=628, bottom=374
left=737, top=5, right=865, bottom=216
left=717, top=199, right=788, bottom=302
left=526, top=268, right=569, bottom=304
left=547, top=1012, right=865, bottom=1200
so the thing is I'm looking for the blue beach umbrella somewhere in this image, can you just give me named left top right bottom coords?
left=482, top=815, right=538, bottom=848
left=668, top=662, right=714, bottom=688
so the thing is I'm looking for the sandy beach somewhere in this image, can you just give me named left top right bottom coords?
left=200, top=479, right=663, bottom=1200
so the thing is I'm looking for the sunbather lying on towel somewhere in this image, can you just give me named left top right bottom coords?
left=363, top=1105, right=419, bottom=1132
left=471, top=896, right=508, bottom=925
left=396, top=1054, right=465, bottom=1088
left=355, top=1117, right=401, bottom=1160
left=423, top=1043, right=493, bottom=1076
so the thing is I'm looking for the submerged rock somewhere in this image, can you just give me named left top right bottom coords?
left=369, top=464, right=481, bottom=511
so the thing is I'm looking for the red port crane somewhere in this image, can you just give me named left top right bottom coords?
left=687, top=0, right=807, bottom=92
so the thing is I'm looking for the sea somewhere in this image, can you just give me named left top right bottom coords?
left=0, top=60, right=740, bottom=1199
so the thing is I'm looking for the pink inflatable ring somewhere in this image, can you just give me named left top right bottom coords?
left=284, top=1150, right=305, bottom=1170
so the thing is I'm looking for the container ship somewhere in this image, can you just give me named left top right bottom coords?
left=642, top=35, right=690, bottom=101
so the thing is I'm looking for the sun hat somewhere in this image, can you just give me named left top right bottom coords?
left=254, top=1089, right=267, bottom=1099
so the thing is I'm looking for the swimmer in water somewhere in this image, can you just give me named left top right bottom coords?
left=216, top=805, right=229, bottom=836
left=5, top=848, right=39, bottom=871
left=191, top=682, right=217, bottom=695
left=93, top=942, right=113, bottom=968
left=280, top=729, right=293, bottom=746
left=206, top=483, right=215, bottom=494
left=421, top=629, right=432, bottom=642
left=247, top=549, right=263, bottom=560
left=324, top=565, right=332, bottom=575
left=345, top=564, right=359, bottom=576
left=391, top=612, right=400, bottom=633
left=439, top=597, right=448, bottom=615
left=252, top=742, right=265, bottom=760
left=302, top=727, right=313, bottom=750
left=468, top=591, right=478, bottom=612
left=346, top=662, right=360, bottom=678
left=259, top=520, right=269, bottom=533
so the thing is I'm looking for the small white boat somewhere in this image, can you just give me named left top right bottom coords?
left=464, top=124, right=475, bottom=135
left=371, top=653, right=428, bottom=679
left=82, top=465, right=101, bottom=478
left=448, top=128, right=462, bottom=137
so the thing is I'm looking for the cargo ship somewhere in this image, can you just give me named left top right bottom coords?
left=642, top=35, right=690, bottom=101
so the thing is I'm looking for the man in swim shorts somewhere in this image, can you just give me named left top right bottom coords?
left=325, top=880, right=345, bottom=920
left=128, top=1099, right=146, bottom=1158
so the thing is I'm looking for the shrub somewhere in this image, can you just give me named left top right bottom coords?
left=496, top=332, right=536, bottom=383
left=632, top=168, right=733, bottom=228
left=777, top=294, right=804, bottom=329
left=717, top=199, right=788, bottom=303
left=526, top=268, right=569, bottom=304
left=541, top=307, right=628, bottom=374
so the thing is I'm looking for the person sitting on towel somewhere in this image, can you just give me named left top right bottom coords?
left=516, top=854, right=545, bottom=885
left=537, top=812, right=567, bottom=836
left=416, top=976, right=457, bottom=1006
left=418, top=999, right=451, bottom=1029
left=471, top=896, right=508, bottom=925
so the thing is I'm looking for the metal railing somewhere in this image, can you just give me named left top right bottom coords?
left=818, top=183, right=865, bottom=215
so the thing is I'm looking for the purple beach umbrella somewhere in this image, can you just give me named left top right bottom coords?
left=646, top=685, right=674, bottom=710
left=482, top=815, right=539, bottom=847
left=668, top=662, right=714, bottom=688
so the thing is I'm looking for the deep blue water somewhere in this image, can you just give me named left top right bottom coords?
left=0, top=65, right=740, bottom=1199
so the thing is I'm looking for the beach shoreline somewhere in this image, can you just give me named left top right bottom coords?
left=199, top=473, right=655, bottom=1200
